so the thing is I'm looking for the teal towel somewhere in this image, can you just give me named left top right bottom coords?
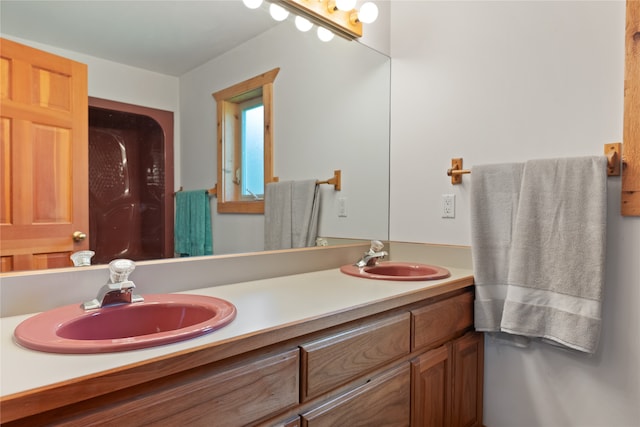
left=174, top=190, right=213, bottom=257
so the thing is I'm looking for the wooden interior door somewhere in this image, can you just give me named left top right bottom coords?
left=1, top=38, right=88, bottom=272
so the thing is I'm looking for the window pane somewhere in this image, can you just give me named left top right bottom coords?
left=241, top=104, right=264, bottom=197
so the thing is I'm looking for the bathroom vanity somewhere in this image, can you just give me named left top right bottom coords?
left=0, top=245, right=481, bottom=426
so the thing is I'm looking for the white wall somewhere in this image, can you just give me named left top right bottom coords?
left=390, top=1, right=640, bottom=426
left=179, top=23, right=390, bottom=254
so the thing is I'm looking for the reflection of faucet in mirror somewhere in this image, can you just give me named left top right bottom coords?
left=82, top=259, right=144, bottom=310
left=70, top=251, right=95, bottom=267
left=355, top=240, right=388, bottom=268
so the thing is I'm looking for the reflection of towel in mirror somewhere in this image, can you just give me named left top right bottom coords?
left=174, top=190, right=213, bottom=257
left=264, top=180, right=320, bottom=250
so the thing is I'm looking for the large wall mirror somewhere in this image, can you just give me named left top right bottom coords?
left=0, top=1, right=390, bottom=270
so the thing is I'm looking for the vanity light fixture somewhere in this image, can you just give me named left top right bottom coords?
left=279, top=0, right=363, bottom=39
left=335, top=0, right=357, bottom=11
left=269, top=3, right=290, bottom=21
left=242, top=0, right=264, bottom=9
left=317, top=26, right=335, bottom=42
left=355, top=1, right=378, bottom=24
left=244, top=0, right=379, bottom=41
left=295, top=15, right=313, bottom=32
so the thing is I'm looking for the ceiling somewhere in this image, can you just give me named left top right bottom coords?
left=0, top=1, right=280, bottom=76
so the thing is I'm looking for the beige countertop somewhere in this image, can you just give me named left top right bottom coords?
left=0, top=265, right=473, bottom=400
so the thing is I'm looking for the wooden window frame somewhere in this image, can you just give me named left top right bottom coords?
left=212, top=68, right=279, bottom=214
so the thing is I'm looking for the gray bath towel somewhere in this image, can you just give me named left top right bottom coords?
left=264, top=180, right=320, bottom=250
left=500, top=156, right=607, bottom=354
left=470, top=162, right=530, bottom=347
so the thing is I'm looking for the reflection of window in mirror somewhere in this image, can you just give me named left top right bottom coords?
left=213, top=68, right=279, bottom=214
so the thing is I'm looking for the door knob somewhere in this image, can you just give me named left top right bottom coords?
left=72, top=231, right=87, bottom=242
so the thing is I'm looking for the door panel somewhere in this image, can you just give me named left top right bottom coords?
left=0, top=38, right=88, bottom=272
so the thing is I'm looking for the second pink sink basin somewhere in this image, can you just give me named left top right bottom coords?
left=14, top=294, right=236, bottom=354
left=340, top=261, right=450, bottom=281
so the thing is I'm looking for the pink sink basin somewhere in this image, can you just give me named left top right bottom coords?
left=340, top=261, right=450, bottom=281
left=14, top=294, right=237, bottom=354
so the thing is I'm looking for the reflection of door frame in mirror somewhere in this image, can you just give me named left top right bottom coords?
left=88, top=97, right=175, bottom=259
left=212, top=68, right=280, bottom=214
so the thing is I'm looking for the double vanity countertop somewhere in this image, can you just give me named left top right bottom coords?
left=1, top=265, right=473, bottom=403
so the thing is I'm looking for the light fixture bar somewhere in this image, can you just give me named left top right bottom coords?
left=277, top=0, right=363, bottom=39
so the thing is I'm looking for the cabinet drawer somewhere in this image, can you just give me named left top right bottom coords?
left=301, top=363, right=411, bottom=427
left=60, top=349, right=299, bottom=427
left=412, top=291, right=473, bottom=351
left=300, top=312, right=410, bottom=400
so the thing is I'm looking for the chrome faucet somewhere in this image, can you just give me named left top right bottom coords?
left=355, top=240, right=388, bottom=268
left=83, top=259, right=144, bottom=310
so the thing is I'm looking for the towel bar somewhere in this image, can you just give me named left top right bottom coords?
left=446, top=158, right=470, bottom=184
left=178, top=172, right=341, bottom=197
left=447, top=143, right=622, bottom=185
left=604, top=143, right=621, bottom=176
left=274, top=170, right=342, bottom=191
left=316, top=170, right=342, bottom=191
left=174, top=185, right=218, bottom=197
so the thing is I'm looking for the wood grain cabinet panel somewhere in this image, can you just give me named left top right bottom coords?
left=411, top=332, right=484, bottom=427
left=58, top=349, right=299, bottom=427
left=301, top=363, right=411, bottom=427
left=452, top=332, right=484, bottom=427
left=412, top=291, right=473, bottom=351
left=411, top=343, right=453, bottom=427
left=300, top=312, right=410, bottom=400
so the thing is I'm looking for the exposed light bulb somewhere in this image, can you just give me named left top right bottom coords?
left=358, top=2, right=378, bottom=24
left=295, top=16, right=313, bottom=32
left=335, top=0, right=356, bottom=11
left=317, top=27, right=334, bottom=42
left=269, top=3, right=289, bottom=21
left=242, top=0, right=263, bottom=9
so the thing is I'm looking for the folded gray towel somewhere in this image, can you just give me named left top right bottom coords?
left=291, top=180, right=320, bottom=248
left=264, top=181, right=293, bottom=250
left=470, top=163, right=530, bottom=347
left=500, top=156, right=607, bottom=354
left=264, top=180, right=320, bottom=250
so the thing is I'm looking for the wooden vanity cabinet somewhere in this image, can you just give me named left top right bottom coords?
left=411, top=332, right=484, bottom=427
left=3, top=287, right=482, bottom=427
left=267, top=289, right=480, bottom=427
left=6, top=349, right=300, bottom=427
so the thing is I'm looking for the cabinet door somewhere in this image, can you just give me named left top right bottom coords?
left=301, top=363, right=411, bottom=427
left=451, top=332, right=484, bottom=427
left=411, top=333, right=484, bottom=427
left=411, top=344, right=452, bottom=427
